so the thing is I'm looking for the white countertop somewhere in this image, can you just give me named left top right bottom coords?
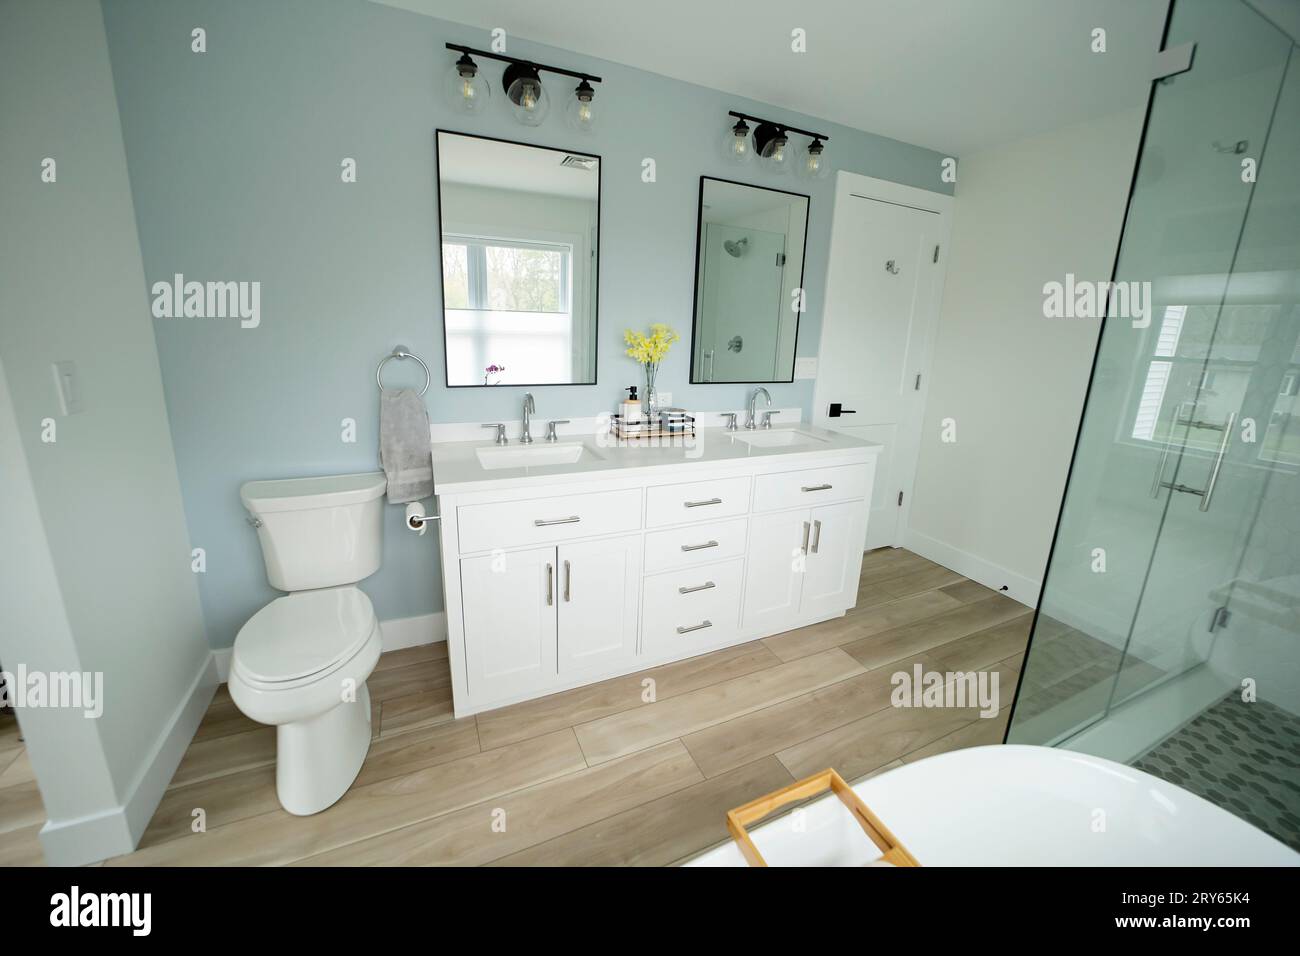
left=430, top=424, right=879, bottom=494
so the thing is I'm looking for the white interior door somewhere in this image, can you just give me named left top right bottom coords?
left=814, top=174, right=950, bottom=551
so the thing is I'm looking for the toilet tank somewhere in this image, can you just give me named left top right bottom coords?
left=241, top=473, right=387, bottom=592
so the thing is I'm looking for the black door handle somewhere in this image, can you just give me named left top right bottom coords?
left=828, top=403, right=857, bottom=417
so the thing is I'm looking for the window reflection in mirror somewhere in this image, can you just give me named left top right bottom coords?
left=689, top=177, right=809, bottom=383
left=436, top=131, right=599, bottom=386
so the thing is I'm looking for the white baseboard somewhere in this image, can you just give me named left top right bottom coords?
left=211, top=612, right=446, bottom=681
left=379, top=611, right=447, bottom=652
left=902, top=528, right=1041, bottom=608
left=39, top=652, right=218, bottom=866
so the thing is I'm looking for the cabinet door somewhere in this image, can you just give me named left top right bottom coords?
left=800, top=500, right=868, bottom=620
left=460, top=546, right=557, bottom=702
left=557, top=534, right=641, bottom=676
left=742, top=508, right=808, bottom=631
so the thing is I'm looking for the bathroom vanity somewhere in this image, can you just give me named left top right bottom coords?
left=431, top=424, right=879, bottom=717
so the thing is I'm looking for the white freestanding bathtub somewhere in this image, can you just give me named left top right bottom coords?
left=686, top=745, right=1299, bottom=866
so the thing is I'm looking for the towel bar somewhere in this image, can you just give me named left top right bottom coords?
left=376, top=345, right=431, bottom=396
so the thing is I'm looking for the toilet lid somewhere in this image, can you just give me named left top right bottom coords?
left=234, top=587, right=376, bottom=684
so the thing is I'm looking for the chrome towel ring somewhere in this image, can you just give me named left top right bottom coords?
left=376, top=345, right=430, bottom=396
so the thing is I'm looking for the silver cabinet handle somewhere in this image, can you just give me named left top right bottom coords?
left=801, top=521, right=811, bottom=554
left=681, top=540, right=719, bottom=552
left=1199, top=411, right=1236, bottom=512
left=535, top=516, right=581, bottom=527
left=563, top=559, right=572, bottom=602
left=811, top=519, right=822, bottom=554
left=678, top=581, right=716, bottom=594
left=546, top=562, right=553, bottom=606
left=676, top=620, right=713, bottom=634
left=684, top=498, right=722, bottom=508
left=801, top=483, right=832, bottom=492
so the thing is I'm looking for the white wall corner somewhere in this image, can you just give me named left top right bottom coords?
left=39, top=652, right=218, bottom=866
left=903, top=528, right=1041, bottom=608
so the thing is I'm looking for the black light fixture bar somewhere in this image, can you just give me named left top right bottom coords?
left=445, top=43, right=601, bottom=85
left=727, top=110, right=827, bottom=142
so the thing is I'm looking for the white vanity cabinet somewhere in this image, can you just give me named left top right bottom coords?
left=434, top=429, right=879, bottom=717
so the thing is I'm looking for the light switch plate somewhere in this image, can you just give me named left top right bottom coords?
left=51, top=360, right=83, bottom=415
left=794, top=357, right=818, bottom=380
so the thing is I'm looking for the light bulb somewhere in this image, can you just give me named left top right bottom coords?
left=443, top=52, right=489, bottom=115
left=797, top=138, right=829, bottom=180
left=565, top=79, right=596, bottom=132
left=504, top=63, right=549, bottom=126
left=723, top=118, right=752, bottom=165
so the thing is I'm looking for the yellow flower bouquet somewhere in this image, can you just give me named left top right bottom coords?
left=624, top=323, right=680, bottom=418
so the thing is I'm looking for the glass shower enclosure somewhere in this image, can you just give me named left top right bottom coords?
left=1006, top=0, right=1299, bottom=851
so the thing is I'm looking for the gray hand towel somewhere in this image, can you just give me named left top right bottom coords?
left=380, top=388, right=433, bottom=503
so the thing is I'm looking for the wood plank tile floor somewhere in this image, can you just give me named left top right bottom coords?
left=1, top=547, right=1032, bottom=867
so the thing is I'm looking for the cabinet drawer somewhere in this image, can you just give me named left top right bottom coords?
left=752, top=463, right=869, bottom=513
left=645, top=475, right=752, bottom=528
left=642, top=559, right=743, bottom=656
left=643, top=516, right=747, bottom=573
left=457, top=488, right=642, bottom=553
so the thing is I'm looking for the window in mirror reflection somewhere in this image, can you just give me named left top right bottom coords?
left=436, top=131, right=599, bottom=386
left=690, top=177, right=809, bottom=383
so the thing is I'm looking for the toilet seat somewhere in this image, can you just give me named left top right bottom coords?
left=233, top=586, right=377, bottom=690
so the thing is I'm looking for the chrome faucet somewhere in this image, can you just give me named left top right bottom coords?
left=520, top=392, right=536, bottom=444
left=745, top=387, right=772, bottom=430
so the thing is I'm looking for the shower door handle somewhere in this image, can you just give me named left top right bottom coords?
left=1199, top=412, right=1235, bottom=512
left=1149, top=429, right=1179, bottom=498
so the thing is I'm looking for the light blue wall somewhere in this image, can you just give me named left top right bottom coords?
left=101, top=0, right=953, bottom=648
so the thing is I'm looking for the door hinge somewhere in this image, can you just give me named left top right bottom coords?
left=897, top=491, right=904, bottom=506
left=1209, top=605, right=1231, bottom=632
left=914, top=373, right=922, bottom=391
left=932, top=244, right=940, bottom=263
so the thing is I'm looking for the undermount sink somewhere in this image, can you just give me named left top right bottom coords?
left=730, top=429, right=830, bottom=448
left=475, top=441, right=594, bottom=471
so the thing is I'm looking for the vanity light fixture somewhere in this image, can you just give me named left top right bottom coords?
left=444, top=43, right=601, bottom=129
left=725, top=111, right=829, bottom=179
left=444, top=50, right=490, bottom=114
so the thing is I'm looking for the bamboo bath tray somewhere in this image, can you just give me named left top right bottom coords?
left=726, top=768, right=920, bottom=867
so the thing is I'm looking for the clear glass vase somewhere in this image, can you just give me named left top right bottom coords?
left=642, top=363, right=658, bottom=420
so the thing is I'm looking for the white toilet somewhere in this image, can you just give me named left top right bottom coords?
left=229, top=472, right=387, bottom=815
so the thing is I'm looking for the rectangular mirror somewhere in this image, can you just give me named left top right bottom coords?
left=436, top=131, right=600, bottom=386
left=690, top=177, right=809, bottom=383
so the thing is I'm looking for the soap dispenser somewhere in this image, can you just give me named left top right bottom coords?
left=620, top=385, right=641, bottom=423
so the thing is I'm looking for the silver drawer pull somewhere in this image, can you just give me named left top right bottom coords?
left=676, top=620, right=713, bottom=634
left=678, top=581, right=716, bottom=594
left=801, top=483, right=833, bottom=492
left=546, top=562, right=553, bottom=606
left=684, top=497, right=723, bottom=508
left=534, top=516, right=581, bottom=527
left=811, top=519, right=822, bottom=554
left=681, top=540, right=719, bottom=552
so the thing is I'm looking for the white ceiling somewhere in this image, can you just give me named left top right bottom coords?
left=378, top=0, right=1169, bottom=154
left=438, top=132, right=598, bottom=198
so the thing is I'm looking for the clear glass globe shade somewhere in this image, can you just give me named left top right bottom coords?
left=444, top=62, right=489, bottom=114
left=508, top=77, right=549, bottom=126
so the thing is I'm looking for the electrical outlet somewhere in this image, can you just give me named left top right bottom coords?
left=794, top=357, right=818, bottom=380
left=656, top=391, right=672, bottom=407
